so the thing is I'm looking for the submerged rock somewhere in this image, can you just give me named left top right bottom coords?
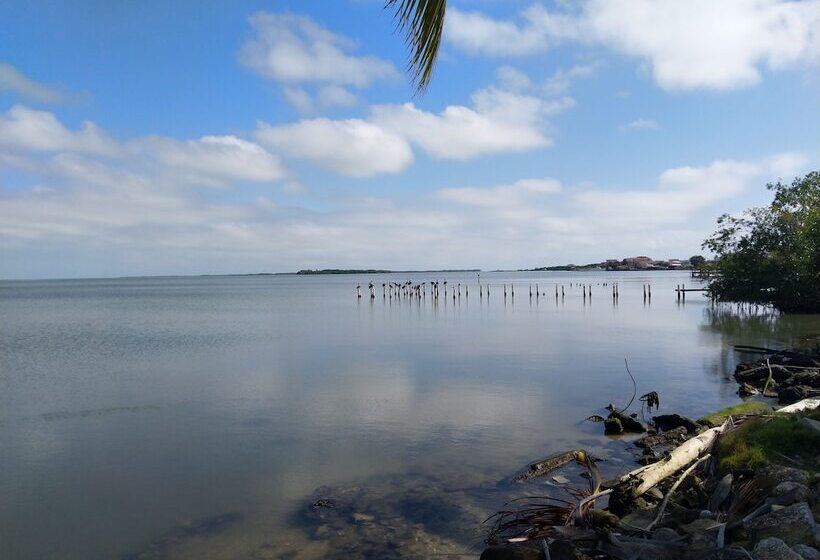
left=653, top=414, right=700, bottom=434
left=604, top=416, right=623, bottom=435
left=604, top=411, right=645, bottom=434
left=634, top=426, right=688, bottom=448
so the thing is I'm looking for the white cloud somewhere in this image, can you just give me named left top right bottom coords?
left=495, top=66, right=533, bottom=91
left=542, top=64, right=597, bottom=96
left=239, top=12, right=398, bottom=87
left=446, top=1, right=820, bottom=91
left=133, top=135, right=286, bottom=184
left=258, top=82, right=566, bottom=175
left=0, top=106, right=285, bottom=187
left=371, top=87, right=556, bottom=160
left=317, top=85, right=358, bottom=108
left=256, top=118, right=414, bottom=177
left=0, top=139, right=810, bottom=275
left=0, top=105, right=117, bottom=156
left=574, top=160, right=760, bottom=230
left=619, top=118, right=660, bottom=132
left=446, top=5, right=571, bottom=56
left=439, top=178, right=561, bottom=207
left=766, top=152, right=808, bottom=179
left=283, top=87, right=316, bottom=114
left=0, top=63, right=75, bottom=104
left=283, top=85, right=360, bottom=114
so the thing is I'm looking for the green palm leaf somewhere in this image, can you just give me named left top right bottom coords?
left=385, top=0, right=447, bottom=93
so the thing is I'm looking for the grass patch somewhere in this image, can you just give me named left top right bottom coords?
left=699, top=401, right=772, bottom=427
left=717, top=412, right=820, bottom=474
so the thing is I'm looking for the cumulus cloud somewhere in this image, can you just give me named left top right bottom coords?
left=132, top=135, right=286, bottom=185
left=574, top=160, right=761, bottom=230
left=239, top=12, right=398, bottom=87
left=0, top=141, right=810, bottom=275
left=256, top=118, right=414, bottom=177
left=371, top=87, right=558, bottom=160
left=446, top=1, right=820, bottom=91
left=0, top=63, right=77, bottom=104
left=258, top=83, right=565, bottom=175
left=0, top=105, right=285, bottom=188
left=0, top=105, right=117, bottom=156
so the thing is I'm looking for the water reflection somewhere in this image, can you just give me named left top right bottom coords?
left=1, top=273, right=818, bottom=559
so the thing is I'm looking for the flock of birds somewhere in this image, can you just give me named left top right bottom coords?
left=355, top=279, right=654, bottom=303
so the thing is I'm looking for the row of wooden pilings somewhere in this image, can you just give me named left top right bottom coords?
left=356, top=281, right=661, bottom=304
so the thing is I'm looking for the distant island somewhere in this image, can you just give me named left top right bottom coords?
left=296, top=268, right=481, bottom=275
left=520, top=255, right=704, bottom=272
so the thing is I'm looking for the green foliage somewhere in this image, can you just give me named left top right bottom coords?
left=717, top=413, right=820, bottom=474
left=689, top=255, right=706, bottom=269
left=703, top=171, right=820, bottom=312
left=698, top=401, right=772, bottom=427
left=718, top=435, right=767, bottom=473
left=386, top=0, right=447, bottom=93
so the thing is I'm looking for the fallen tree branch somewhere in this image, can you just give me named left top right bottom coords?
left=645, top=454, right=711, bottom=531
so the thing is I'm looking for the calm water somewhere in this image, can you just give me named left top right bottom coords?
left=1, top=271, right=818, bottom=559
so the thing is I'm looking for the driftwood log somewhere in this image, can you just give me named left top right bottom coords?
left=609, top=425, right=724, bottom=515
left=777, top=396, right=820, bottom=414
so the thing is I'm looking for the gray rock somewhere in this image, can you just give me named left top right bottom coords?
left=793, top=544, right=820, bottom=560
left=800, top=417, right=820, bottom=434
left=480, top=544, right=544, bottom=560
left=652, top=414, right=700, bottom=433
left=652, top=527, right=681, bottom=542
left=747, top=502, right=816, bottom=546
left=604, top=416, right=623, bottom=435
left=755, top=465, right=811, bottom=492
left=634, top=426, right=688, bottom=448
left=772, top=482, right=813, bottom=504
left=753, top=537, right=803, bottom=560
left=779, top=385, right=820, bottom=405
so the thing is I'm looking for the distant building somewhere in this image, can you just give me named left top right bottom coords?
left=624, top=256, right=654, bottom=269
left=668, top=259, right=682, bottom=269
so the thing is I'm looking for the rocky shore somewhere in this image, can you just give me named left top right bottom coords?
left=479, top=345, right=820, bottom=560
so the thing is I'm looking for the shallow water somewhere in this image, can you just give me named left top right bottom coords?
left=1, top=271, right=817, bottom=559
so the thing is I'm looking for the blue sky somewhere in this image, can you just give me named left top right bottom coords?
left=1, top=0, right=819, bottom=278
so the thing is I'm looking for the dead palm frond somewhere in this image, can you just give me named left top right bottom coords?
left=385, top=0, right=447, bottom=93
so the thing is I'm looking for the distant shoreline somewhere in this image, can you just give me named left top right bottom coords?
left=294, top=268, right=481, bottom=275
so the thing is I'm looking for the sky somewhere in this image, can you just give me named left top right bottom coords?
left=1, top=0, right=819, bottom=279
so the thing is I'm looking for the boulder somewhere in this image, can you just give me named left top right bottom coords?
left=652, top=414, right=700, bottom=433
left=792, top=545, right=820, bottom=560
left=746, top=502, right=816, bottom=546
left=755, top=465, right=811, bottom=493
left=779, top=386, right=820, bottom=405
left=634, top=426, right=688, bottom=448
left=787, top=371, right=820, bottom=389
left=604, top=416, right=623, bottom=435
left=753, top=537, right=803, bottom=560
left=651, top=527, right=681, bottom=542
left=480, top=544, right=544, bottom=560
left=772, top=482, right=813, bottom=505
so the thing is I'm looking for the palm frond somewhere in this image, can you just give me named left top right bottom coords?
left=385, top=0, right=447, bottom=93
